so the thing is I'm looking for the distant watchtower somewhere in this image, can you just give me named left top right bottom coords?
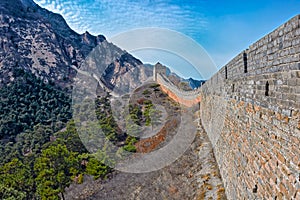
left=153, top=62, right=166, bottom=81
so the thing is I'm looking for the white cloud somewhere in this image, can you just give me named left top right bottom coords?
left=34, top=0, right=208, bottom=40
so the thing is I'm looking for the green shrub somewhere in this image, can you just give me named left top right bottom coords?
left=142, top=90, right=151, bottom=95
left=86, top=157, right=110, bottom=180
left=77, top=174, right=84, bottom=184
left=123, top=144, right=136, bottom=152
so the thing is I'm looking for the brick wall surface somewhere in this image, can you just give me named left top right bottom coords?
left=154, top=14, right=300, bottom=200
left=200, top=15, right=300, bottom=199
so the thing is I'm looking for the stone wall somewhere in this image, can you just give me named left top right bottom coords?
left=153, top=62, right=167, bottom=82
left=200, top=15, right=300, bottom=199
left=156, top=73, right=201, bottom=107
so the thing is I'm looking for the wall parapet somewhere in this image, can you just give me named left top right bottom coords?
left=156, top=73, right=201, bottom=99
left=155, top=73, right=201, bottom=106
left=200, top=15, right=300, bottom=199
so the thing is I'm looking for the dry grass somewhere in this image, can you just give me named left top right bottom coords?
left=196, top=184, right=206, bottom=200
left=201, top=174, right=211, bottom=182
left=206, top=184, right=213, bottom=190
left=217, top=185, right=226, bottom=200
left=135, top=118, right=179, bottom=153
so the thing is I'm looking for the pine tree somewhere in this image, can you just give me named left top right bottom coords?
left=34, top=144, right=79, bottom=200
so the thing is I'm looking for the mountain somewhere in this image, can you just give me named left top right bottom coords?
left=0, top=0, right=97, bottom=87
left=187, top=78, right=205, bottom=89
left=0, top=0, right=151, bottom=90
left=0, top=0, right=152, bottom=140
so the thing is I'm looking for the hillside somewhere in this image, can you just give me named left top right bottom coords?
left=0, top=1, right=153, bottom=198
left=0, top=0, right=153, bottom=139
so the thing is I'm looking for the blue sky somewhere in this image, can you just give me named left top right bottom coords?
left=34, top=0, right=300, bottom=79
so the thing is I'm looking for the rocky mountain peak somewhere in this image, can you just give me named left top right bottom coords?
left=81, top=31, right=106, bottom=46
left=0, top=0, right=152, bottom=92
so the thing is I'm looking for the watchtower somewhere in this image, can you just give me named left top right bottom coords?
left=153, top=62, right=166, bottom=81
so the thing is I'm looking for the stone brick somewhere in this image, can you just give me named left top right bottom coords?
left=178, top=15, right=300, bottom=200
left=288, top=79, right=298, bottom=86
left=279, top=182, right=290, bottom=198
left=277, top=153, right=286, bottom=165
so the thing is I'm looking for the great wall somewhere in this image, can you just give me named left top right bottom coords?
left=154, top=15, right=300, bottom=199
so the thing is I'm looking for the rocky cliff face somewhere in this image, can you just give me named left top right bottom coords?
left=102, top=53, right=152, bottom=94
left=0, top=0, right=151, bottom=90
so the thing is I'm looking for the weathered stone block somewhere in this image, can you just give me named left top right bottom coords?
left=288, top=79, right=298, bottom=86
